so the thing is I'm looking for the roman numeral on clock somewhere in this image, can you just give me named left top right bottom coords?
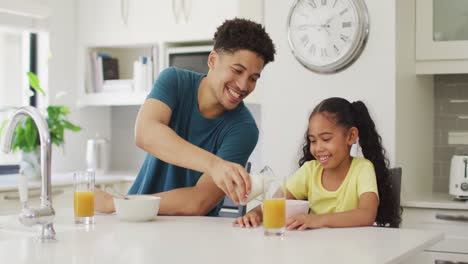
left=339, top=8, right=348, bottom=16
left=309, top=44, right=316, bottom=55
left=321, top=48, right=328, bottom=57
left=342, top=22, right=352, bottom=28
left=321, top=0, right=327, bottom=6
left=340, top=34, right=350, bottom=42
left=300, top=35, right=310, bottom=47
left=333, top=44, right=339, bottom=53
left=307, top=0, right=317, bottom=8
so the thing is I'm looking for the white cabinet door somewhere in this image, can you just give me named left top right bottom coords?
left=78, top=0, right=130, bottom=45
left=130, top=0, right=249, bottom=42
left=78, top=0, right=263, bottom=45
left=402, top=206, right=468, bottom=263
left=416, top=0, right=468, bottom=74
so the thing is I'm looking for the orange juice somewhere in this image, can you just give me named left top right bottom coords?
left=263, top=199, right=285, bottom=229
left=74, top=192, right=94, bottom=217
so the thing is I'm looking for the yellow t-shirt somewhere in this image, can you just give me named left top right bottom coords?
left=286, top=157, right=378, bottom=214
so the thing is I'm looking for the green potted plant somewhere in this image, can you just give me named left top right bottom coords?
left=0, top=72, right=81, bottom=179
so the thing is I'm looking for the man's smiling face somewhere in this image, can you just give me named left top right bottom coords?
left=208, top=49, right=265, bottom=111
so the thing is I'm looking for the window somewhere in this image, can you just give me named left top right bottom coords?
left=0, top=3, right=49, bottom=174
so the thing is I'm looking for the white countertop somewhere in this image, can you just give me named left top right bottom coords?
left=402, top=192, right=468, bottom=210
left=0, top=209, right=443, bottom=264
left=0, top=171, right=136, bottom=192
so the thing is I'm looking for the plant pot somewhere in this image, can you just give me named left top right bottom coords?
left=20, top=149, right=41, bottom=180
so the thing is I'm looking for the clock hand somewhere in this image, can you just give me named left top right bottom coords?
left=325, top=14, right=338, bottom=25
left=295, top=24, right=323, bottom=30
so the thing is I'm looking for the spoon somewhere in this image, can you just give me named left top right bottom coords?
left=106, top=186, right=130, bottom=200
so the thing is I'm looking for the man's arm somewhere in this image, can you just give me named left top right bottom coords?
left=135, top=98, right=250, bottom=203
left=95, top=173, right=225, bottom=216
left=155, top=173, right=225, bottom=216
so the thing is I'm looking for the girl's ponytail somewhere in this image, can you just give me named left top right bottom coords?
left=351, top=101, right=401, bottom=227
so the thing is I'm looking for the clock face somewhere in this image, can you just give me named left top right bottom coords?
left=287, top=0, right=369, bottom=73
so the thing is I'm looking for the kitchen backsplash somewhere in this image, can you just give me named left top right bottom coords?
left=434, top=74, right=468, bottom=192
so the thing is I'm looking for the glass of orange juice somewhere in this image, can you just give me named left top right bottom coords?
left=262, top=173, right=285, bottom=237
left=73, top=170, right=95, bottom=225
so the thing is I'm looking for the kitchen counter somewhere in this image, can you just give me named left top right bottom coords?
left=402, top=192, right=468, bottom=210
left=0, top=171, right=136, bottom=192
left=0, top=209, right=443, bottom=264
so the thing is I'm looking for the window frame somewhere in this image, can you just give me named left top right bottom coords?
left=0, top=32, right=37, bottom=175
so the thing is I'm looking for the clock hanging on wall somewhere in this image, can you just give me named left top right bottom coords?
left=287, top=0, right=370, bottom=74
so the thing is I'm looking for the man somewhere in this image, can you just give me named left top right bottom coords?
left=96, top=18, right=275, bottom=216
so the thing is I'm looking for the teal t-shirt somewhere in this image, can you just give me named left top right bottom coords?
left=128, top=67, right=259, bottom=216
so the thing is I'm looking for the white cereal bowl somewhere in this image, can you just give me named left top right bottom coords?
left=285, top=199, right=309, bottom=219
left=113, top=195, right=161, bottom=222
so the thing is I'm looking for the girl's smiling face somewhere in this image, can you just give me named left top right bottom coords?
left=308, top=112, right=358, bottom=170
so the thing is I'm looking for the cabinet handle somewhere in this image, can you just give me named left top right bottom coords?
left=172, top=0, right=190, bottom=23
left=121, top=0, right=129, bottom=25
left=435, top=213, right=468, bottom=222
left=3, top=189, right=64, bottom=200
left=435, top=261, right=455, bottom=264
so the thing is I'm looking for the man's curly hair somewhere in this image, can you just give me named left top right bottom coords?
left=213, top=18, right=276, bottom=65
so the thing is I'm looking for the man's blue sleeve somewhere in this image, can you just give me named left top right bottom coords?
left=147, top=67, right=179, bottom=111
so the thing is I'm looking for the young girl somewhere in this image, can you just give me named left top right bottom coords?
left=234, top=97, right=401, bottom=230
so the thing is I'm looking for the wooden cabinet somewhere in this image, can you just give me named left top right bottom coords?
left=416, top=0, right=468, bottom=74
left=401, top=207, right=468, bottom=264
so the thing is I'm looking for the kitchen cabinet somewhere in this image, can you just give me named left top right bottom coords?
left=401, top=207, right=468, bottom=264
left=77, top=0, right=263, bottom=46
left=416, top=0, right=468, bottom=74
left=76, top=0, right=263, bottom=107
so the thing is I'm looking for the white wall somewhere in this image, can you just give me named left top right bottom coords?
left=45, top=0, right=110, bottom=173
left=261, top=0, right=396, bottom=178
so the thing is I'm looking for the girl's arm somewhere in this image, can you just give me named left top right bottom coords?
left=286, top=192, right=378, bottom=230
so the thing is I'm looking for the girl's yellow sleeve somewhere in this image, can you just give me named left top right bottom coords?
left=357, top=161, right=379, bottom=198
left=285, top=162, right=311, bottom=200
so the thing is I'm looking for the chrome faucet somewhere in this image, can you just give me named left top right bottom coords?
left=1, top=106, right=56, bottom=242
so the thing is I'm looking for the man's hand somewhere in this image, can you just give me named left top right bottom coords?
left=233, top=207, right=262, bottom=228
left=94, top=188, right=115, bottom=213
left=286, top=214, right=325, bottom=230
left=207, top=157, right=251, bottom=204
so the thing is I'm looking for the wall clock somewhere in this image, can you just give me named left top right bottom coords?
left=287, top=0, right=370, bottom=74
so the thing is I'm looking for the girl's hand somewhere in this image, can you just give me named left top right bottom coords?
left=286, top=214, right=325, bottom=230
left=233, top=210, right=262, bottom=228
